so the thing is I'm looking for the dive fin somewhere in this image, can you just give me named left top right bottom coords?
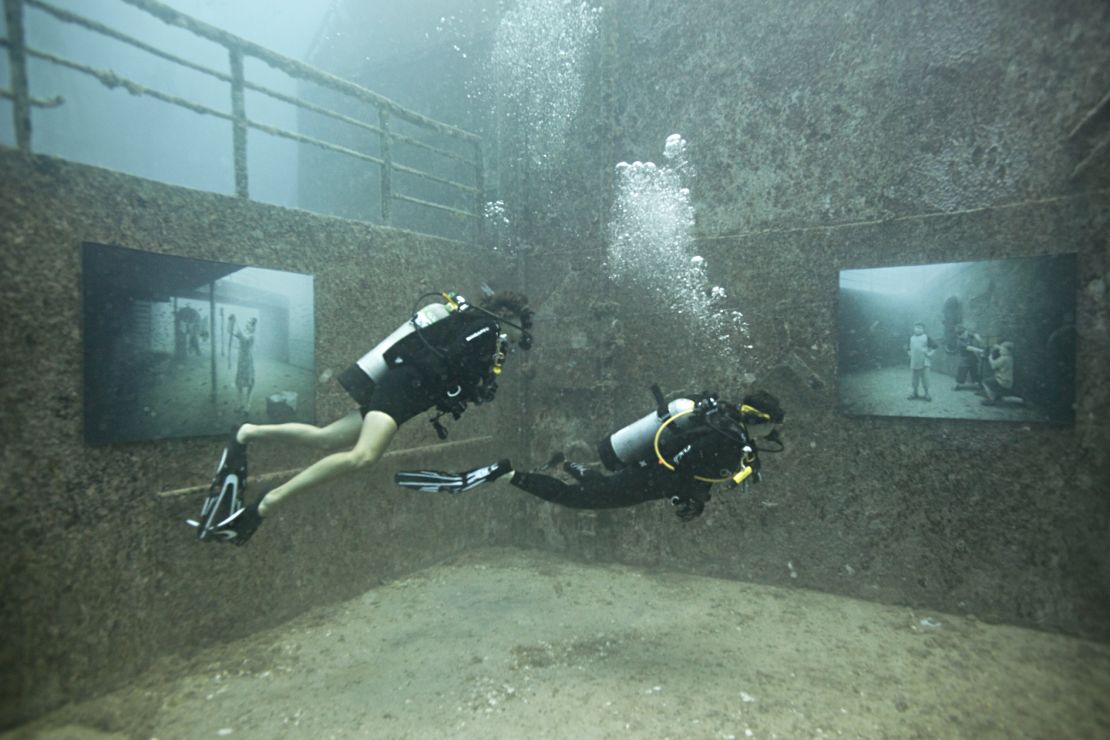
left=394, top=460, right=512, bottom=494
left=394, top=469, right=469, bottom=493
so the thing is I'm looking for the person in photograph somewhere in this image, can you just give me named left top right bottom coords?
left=230, top=315, right=257, bottom=414
left=175, top=311, right=189, bottom=360
left=187, top=317, right=202, bottom=356
left=981, top=341, right=1017, bottom=406
left=907, top=322, right=936, bottom=401
left=395, top=389, right=785, bottom=522
left=193, top=290, right=533, bottom=545
left=951, top=324, right=984, bottom=390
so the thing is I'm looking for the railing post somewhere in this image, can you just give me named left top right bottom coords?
left=208, top=282, right=217, bottom=404
left=379, top=108, right=392, bottom=224
left=228, top=46, right=248, bottom=198
left=473, top=140, right=485, bottom=245
left=4, top=0, right=33, bottom=152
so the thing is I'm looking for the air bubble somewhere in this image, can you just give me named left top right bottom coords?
left=490, top=0, right=602, bottom=164
left=607, top=135, right=753, bottom=358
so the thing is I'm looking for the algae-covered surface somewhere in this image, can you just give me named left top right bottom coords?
left=7, top=547, right=1109, bottom=739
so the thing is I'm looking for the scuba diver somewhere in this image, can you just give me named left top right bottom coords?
left=394, top=387, right=785, bottom=521
left=189, top=289, right=534, bottom=544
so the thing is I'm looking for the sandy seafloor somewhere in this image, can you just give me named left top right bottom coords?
left=7, top=547, right=1109, bottom=740
left=837, top=367, right=1049, bottom=423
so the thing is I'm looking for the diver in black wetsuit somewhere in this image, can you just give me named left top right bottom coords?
left=395, top=388, right=785, bottom=521
left=191, top=290, right=533, bottom=544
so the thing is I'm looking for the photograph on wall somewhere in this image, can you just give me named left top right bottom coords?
left=837, top=254, right=1076, bottom=424
left=82, top=242, right=315, bottom=445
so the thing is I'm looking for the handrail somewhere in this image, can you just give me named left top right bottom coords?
left=0, top=87, right=63, bottom=107
left=27, top=0, right=391, bottom=139
left=1, top=0, right=485, bottom=240
left=0, top=38, right=390, bottom=167
left=117, top=0, right=480, bottom=143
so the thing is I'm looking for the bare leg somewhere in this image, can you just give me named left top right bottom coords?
left=238, top=411, right=364, bottom=450
left=257, top=411, right=398, bottom=516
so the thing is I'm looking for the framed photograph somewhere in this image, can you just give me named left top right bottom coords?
left=837, top=254, right=1076, bottom=424
left=81, top=242, right=315, bottom=445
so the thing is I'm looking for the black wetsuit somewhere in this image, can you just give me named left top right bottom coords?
left=511, top=463, right=711, bottom=511
left=509, top=412, right=759, bottom=520
left=508, top=457, right=714, bottom=521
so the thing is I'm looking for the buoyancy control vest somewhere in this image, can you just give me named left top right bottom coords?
left=597, top=387, right=758, bottom=485
left=337, top=295, right=503, bottom=416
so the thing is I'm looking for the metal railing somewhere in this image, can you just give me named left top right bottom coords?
left=1, top=0, right=485, bottom=239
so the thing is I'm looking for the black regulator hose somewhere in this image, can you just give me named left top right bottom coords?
left=651, top=384, right=668, bottom=418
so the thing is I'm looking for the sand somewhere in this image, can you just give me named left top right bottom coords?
left=7, top=547, right=1109, bottom=739
left=837, top=367, right=1047, bottom=422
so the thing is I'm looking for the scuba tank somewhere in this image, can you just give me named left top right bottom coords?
left=598, top=385, right=759, bottom=486
left=598, top=397, right=696, bottom=471
left=336, top=299, right=454, bottom=407
left=357, top=302, right=451, bottom=382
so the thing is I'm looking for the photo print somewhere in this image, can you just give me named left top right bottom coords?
left=82, top=242, right=315, bottom=445
left=837, top=254, right=1076, bottom=424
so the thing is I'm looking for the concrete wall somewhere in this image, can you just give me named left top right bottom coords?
left=608, top=0, right=1110, bottom=233
left=0, top=148, right=526, bottom=728
left=502, top=0, right=1110, bottom=640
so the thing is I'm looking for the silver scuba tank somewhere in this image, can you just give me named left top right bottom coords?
left=353, top=301, right=451, bottom=382
left=337, top=301, right=452, bottom=406
left=597, top=398, right=696, bottom=471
